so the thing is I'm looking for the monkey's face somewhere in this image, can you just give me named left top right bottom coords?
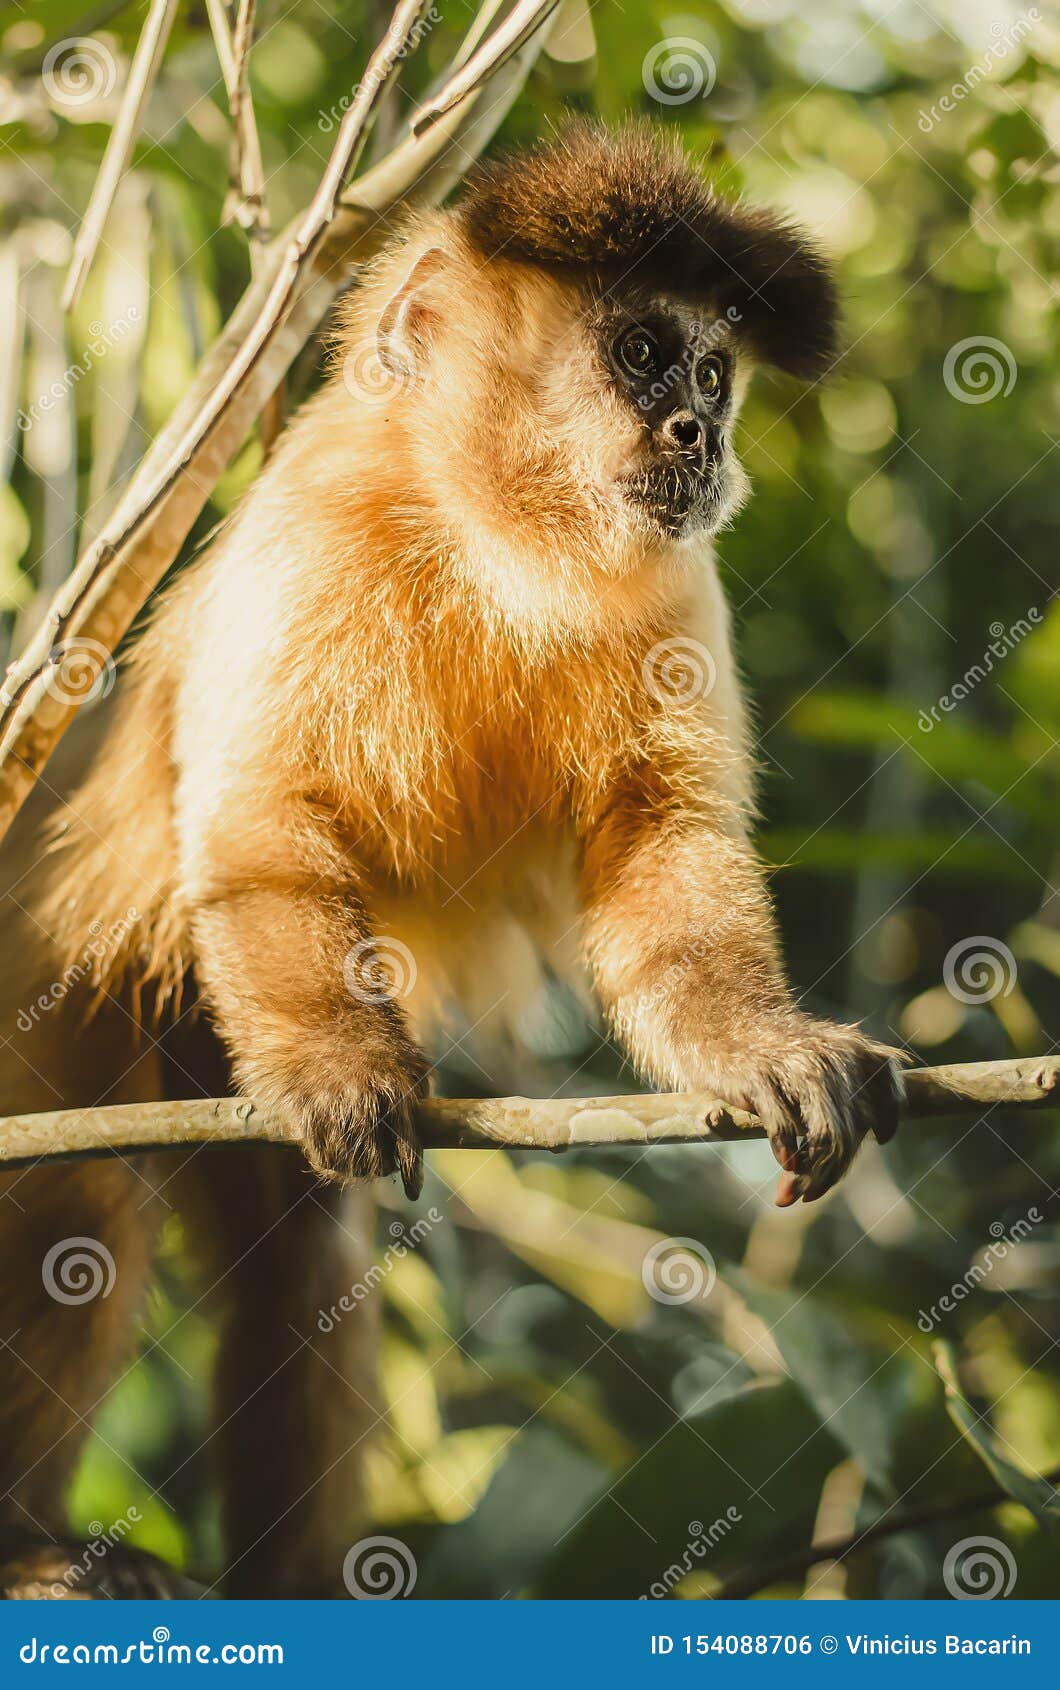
left=593, top=296, right=748, bottom=541
left=435, top=272, right=752, bottom=572
left=350, top=243, right=755, bottom=611
left=477, top=276, right=751, bottom=558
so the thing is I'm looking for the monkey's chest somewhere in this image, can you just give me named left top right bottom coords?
left=370, top=825, right=596, bottom=1095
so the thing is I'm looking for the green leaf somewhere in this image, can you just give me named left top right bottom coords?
left=791, top=690, right=1054, bottom=823
left=730, top=1274, right=901, bottom=1497
left=763, top=827, right=1037, bottom=882
left=936, top=1342, right=1060, bottom=1531
left=535, top=1378, right=842, bottom=1598
left=415, top=1426, right=607, bottom=1598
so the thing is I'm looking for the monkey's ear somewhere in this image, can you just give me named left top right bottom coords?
left=377, top=247, right=449, bottom=381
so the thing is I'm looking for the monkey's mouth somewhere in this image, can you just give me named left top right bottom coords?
left=620, top=460, right=724, bottom=537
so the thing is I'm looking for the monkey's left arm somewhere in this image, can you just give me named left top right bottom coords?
left=577, top=766, right=902, bottom=1204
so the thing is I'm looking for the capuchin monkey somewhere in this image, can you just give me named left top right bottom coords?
left=0, top=124, right=902, bottom=1597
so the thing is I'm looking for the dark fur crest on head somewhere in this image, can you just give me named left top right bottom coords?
left=458, top=121, right=839, bottom=380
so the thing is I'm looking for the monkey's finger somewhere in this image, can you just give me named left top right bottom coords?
left=399, top=1151, right=423, bottom=1202
left=856, top=1040, right=909, bottom=1145
left=752, top=1080, right=800, bottom=1167
left=868, top=1059, right=903, bottom=1145
left=799, top=1153, right=845, bottom=1204
left=775, top=1127, right=815, bottom=1206
left=791, top=1086, right=848, bottom=1204
left=803, top=1134, right=856, bottom=1201
left=395, top=1121, right=424, bottom=1202
left=774, top=1168, right=802, bottom=1208
left=778, top=1154, right=818, bottom=1205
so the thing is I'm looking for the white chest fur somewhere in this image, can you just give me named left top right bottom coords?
left=370, top=824, right=596, bottom=1094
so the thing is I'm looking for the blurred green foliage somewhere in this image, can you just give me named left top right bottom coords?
left=1, top=0, right=1058, bottom=1599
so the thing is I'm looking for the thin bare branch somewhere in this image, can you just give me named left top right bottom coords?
left=206, top=0, right=238, bottom=84
left=207, top=0, right=270, bottom=251
left=61, top=0, right=180, bottom=312
left=410, top=0, right=561, bottom=135
left=206, top=0, right=281, bottom=445
left=451, top=0, right=510, bottom=70
left=718, top=1460, right=1060, bottom=1600
left=364, top=0, right=414, bottom=163
left=0, top=0, right=558, bottom=845
left=1, top=1058, right=1056, bottom=1171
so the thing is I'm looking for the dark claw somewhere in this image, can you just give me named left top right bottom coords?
left=766, top=1032, right=905, bottom=1209
left=295, top=1060, right=427, bottom=1195
left=396, top=1118, right=424, bottom=1201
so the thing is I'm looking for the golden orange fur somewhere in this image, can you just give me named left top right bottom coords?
left=0, top=133, right=901, bottom=1596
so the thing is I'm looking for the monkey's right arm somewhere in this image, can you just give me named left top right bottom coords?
left=577, top=766, right=903, bottom=1205
left=187, top=817, right=427, bottom=1198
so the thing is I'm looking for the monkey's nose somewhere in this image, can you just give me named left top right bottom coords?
left=660, top=411, right=704, bottom=456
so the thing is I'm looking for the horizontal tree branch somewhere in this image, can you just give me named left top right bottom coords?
left=1, top=1057, right=1056, bottom=1171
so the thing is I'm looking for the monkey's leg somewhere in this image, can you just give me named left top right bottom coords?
left=0, top=1159, right=176, bottom=1598
left=172, top=1146, right=381, bottom=1598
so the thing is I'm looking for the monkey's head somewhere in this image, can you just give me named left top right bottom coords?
left=341, top=125, right=838, bottom=609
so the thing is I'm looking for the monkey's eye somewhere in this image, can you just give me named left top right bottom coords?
left=616, top=328, right=660, bottom=378
left=696, top=354, right=726, bottom=397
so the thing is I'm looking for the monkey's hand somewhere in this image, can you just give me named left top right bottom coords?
left=292, top=1039, right=429, bottom=1201
left=688, top=1016, right=905, bottom=1206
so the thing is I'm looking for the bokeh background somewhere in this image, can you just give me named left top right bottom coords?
left=1, top=0, right=1058, bottom=1598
